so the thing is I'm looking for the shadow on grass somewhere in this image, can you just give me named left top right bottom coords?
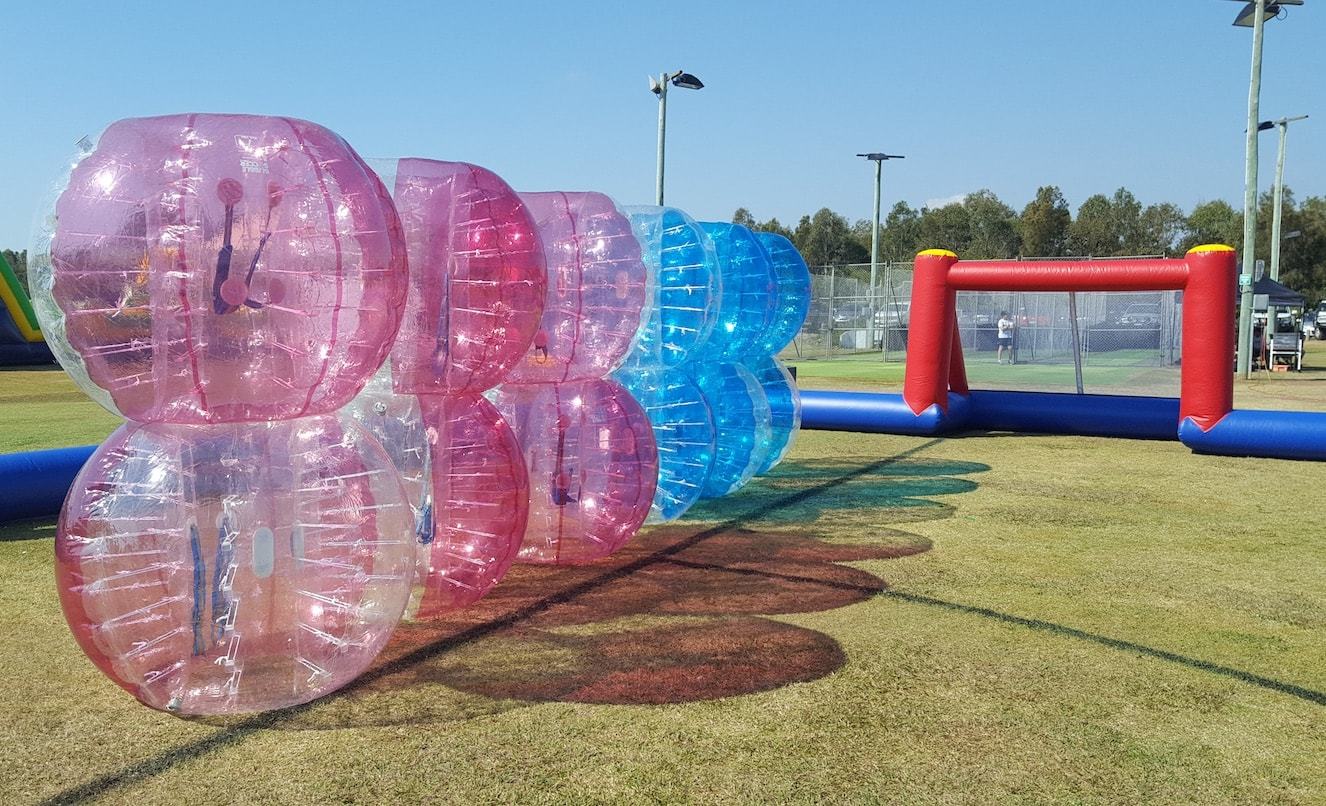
left=0, top=516, right=56, bottom=542
left=43, top=442, right=1325, bottom=805
left=684, top=457, right=984, bottom=527
left=226, top=452, right=980, bottom=729
left=302, top=525, right=932, bottom=721
left=42, top=440, right=961, bottom=803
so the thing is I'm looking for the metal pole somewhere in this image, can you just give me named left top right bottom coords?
left=1267, top=120, right=1288, bottom=344
left=882, top=263, right=892, bottom=362
left=655, top=73, right=668, bottom=206
left=868, top=159, right=881, bottom=354
left=827, top=265, right=836, bottom=358
left=1270, top=121, right=1288, bottom=280
left=1068, top=291, right=1084, bottom=394
left=1236, top=0, right=1266, bottom=379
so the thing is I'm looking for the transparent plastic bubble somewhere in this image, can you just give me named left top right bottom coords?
left=492, top=379, right=657, bottom=565
left=612, top=365, right=715, bottom=523
left=31, top=114, right=408, bottom=424
left=620, top=206, right=721, bottom=368
left=343, top=364, right=429, bottom=517
left=56, top=414, right=414, bottom=715
left=699, top=222, right=776, bottom=360
left=343, top=369, right=529, bottom=617
left=385, top=159, right=545, bottom=395
left=689, top=361, right=772, bottom=498
left=504, top=192, right=649, bottom=383
left=750, top=356, right=801, bottom=474
left=752, top=232, right=811, bottom=356
left=413, top=393, right=528, bottom=616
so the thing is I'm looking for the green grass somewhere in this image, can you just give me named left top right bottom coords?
left=787, top=353, right=1180, bottom=394
left=0, top=367, right=121, bottom=453
left=2, top=354, right=1325, bottom=804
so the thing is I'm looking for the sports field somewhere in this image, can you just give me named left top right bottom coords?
left=2, top=348, right=1325, bottom=804
left=783, top=348, right=1187, bottom=397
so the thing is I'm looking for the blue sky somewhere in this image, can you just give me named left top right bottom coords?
left=1, top=0, right=1321, bottom=249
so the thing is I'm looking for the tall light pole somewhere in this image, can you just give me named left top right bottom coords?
left=1228, top=0, right=1304, bottom=377
left=650, top=70, right=704, bottom=206
left=857, top=152, right=904, bottom=352
left=1269, top=115, right=1308, bottom=282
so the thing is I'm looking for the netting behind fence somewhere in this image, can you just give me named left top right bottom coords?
left=784, top=260, right=1185, bottom=398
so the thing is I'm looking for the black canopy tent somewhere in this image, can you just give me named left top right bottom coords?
left=1252, top=275, right=1306, bottom=309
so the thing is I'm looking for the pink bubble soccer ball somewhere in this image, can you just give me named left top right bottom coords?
left=388, top=159, right=546, bottom=395
left=55, top=415, right=415, bottom=715
left=493, top=379, right=658, bottom=565
left=506, top=191, right=649, bottom=383
left=412, top=393, right=530, bottom=616
left=40, top=113, right=408, bottom=424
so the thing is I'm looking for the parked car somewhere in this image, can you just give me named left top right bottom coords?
left=1315, top=302, right=1326, bottom=339
left=873, top=302, right=909, bottom=329
left=805, top=300, right=831, bottom=332
left=831, top=303, right=872, bottom=328
left=1117, top=304, right=1161, bottom=328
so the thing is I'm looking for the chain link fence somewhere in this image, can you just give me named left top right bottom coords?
left=784, top=262, right=914, bottom=362
left=781, top=258, right=1185, bottom=397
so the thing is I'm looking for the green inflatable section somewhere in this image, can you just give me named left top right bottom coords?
left=0, top=251, right=54, bottom=365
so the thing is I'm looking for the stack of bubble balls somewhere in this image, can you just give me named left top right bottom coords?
left=360, top=159, right=545, bottom=619
left=33, top=114, right=416, bottom=714
left=612, top=206, right=722, bottom=523
left=681, top=223, right=809, bottom=498
left=492, top=191, right=658, bottom=565
left=32, top=114, right=810, bottom=716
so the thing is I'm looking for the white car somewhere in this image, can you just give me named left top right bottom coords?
left=873, top=303, right=910, bottom=329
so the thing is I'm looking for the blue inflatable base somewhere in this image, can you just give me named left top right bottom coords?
left=796, top=390, right=968, bottom=436
left=800, top=389, right=1176, bottom=440
left=1180, top=410, right=1326, bottom=461
left=800, top=389, right=1326, bottom=462
left=0, top=445, right=94, bottom=523
left=964, top=390, right=1179, bottom=440
left=3, top=397, right=1325, bottom=525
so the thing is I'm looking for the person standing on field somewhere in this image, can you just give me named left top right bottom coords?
left=997, top=311, right=1015, bottom=365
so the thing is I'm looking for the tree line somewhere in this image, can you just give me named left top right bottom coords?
left=733, top=185, right=1326, bottom=303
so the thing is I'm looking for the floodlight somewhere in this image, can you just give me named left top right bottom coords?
left=1231, top=0, right=1304, bottom=27
left=671, top=72, right=704, bottom=90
